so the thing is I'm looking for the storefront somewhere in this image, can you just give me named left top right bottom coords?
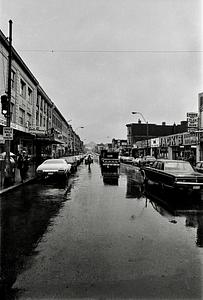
left=134, top=131, right=199, bottom=163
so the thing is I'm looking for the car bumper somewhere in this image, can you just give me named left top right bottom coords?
left=37, top=171, right=67, bottom=177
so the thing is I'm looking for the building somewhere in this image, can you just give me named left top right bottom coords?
left=126, top=120, right=188, bottom=157
left=0, top=28, right=38, bottom=156
left=0, top=26, right=83, bottom=162
left=134, top=131, right=199, bottom=161
left=112, top=139, right=128, bottom=154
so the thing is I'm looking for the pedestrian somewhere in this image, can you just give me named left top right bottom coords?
left=188, top=153, right=195, bottom=166
left=87, top=154, right=93, bottom=170
left=17, top=151, right=29, bottom=182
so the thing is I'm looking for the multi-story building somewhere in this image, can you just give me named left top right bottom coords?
left=126, top=120, right=188, bottom=146
left=126, top=120, right=188, bottom=157
left=112, top=139, right=128, bottom=154
left=0, top=28, right=38, bottom=155
left=0, top=27, right=83, bottom=162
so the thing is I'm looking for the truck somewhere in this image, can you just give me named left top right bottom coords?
left=100, top=150, right=120, bottom=182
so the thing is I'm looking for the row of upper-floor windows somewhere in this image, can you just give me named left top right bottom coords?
left=9, top=70, right=64, bottom=130
left=36, top=95, right=50, bottom=113
left=11, top=70, right=33, bottom=104
left=35, top=110, right=51, bottom=128
left=53, top=114, right=62, bottom=130
left=11, top=70, right=52, bottom=112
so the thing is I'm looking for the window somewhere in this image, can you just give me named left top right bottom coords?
left=19, top=108, right=25, bottom=126
left=27, top=113, right=32, bottom=127
left=44, top=102, right=46, bottom=114
left=28, top=87, right=33, bottom=103
left=36, top=110, right=39, bottom=126
left=43, top=116, right=46, bottom=127
left=36, top=95, right=40, bottom=107
left=40, top=98, right=43, bottom=111
left=11, top=70, right=16, bottom=89
left=20, top=79, right=26, bottom=97
left=10, top=103, right=14, bottom=122
left=40, top=114, right=42, bottom=126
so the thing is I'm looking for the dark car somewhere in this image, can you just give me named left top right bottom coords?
left=141, top=159, right=203, bottom=200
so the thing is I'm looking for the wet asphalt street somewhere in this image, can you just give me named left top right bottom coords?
left=1, top=159, right=203, bottom=299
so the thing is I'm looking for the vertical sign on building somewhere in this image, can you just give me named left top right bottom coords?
left=198, top=93, right=203, bottom=129
left=187, top=112, right=198, bottom=133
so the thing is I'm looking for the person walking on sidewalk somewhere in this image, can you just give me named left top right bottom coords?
left=17, top=151, right=29, bottom=183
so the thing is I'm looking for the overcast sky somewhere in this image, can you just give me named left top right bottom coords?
left=0, top=0, right=202, bottom=143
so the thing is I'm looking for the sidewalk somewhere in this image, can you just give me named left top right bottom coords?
left=0, top=163, right=37, bottom=195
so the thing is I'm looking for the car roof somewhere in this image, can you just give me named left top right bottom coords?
left=44, top=159, right=66, bottom=162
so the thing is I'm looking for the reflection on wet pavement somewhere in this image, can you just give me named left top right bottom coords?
left=1, top=162, right=203, bottom=299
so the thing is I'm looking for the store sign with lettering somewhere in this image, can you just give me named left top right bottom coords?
left=160, top=134, right=183, bottom=147
left=183, top=133, right=198, bottom=145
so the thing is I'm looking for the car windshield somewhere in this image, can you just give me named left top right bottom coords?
left=164, top=161, right=194, bottom=172
left=43, top=160, right=65, bottom=164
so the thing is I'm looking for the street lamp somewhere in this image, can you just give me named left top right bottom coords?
left=132, top=111, right=149, bottom=155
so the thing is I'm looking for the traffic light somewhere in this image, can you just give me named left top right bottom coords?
left=1, top=94, right=8, bottom=116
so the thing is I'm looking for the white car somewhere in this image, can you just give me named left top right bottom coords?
left=36, top=159, right=72, bottom=179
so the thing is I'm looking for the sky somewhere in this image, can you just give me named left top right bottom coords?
left=0, top=0, right=202, bottom=143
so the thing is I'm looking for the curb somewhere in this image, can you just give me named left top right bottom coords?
left=0, top=177, right=37, bottom=195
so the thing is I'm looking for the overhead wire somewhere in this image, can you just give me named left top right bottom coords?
left=17, top=49, right=203, bottom=54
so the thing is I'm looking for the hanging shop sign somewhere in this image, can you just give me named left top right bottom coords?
left=187, top=112, right=198, bottom=132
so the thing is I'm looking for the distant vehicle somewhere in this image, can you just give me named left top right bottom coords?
left=36, top=159, right=72, bottom=179
left=141, top=159, right=203, bottom=200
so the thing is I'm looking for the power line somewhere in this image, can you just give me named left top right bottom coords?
left=18, top=49, right=203, bottom=54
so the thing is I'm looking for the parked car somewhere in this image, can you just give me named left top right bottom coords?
left=36, top=158, right=72, bottom=179
left=141, top=159, right=203, bottom=200
left=132, top=155, right=156, bottom=167
left=195, top=161, right=203, bottom=174
left=64, top=156, right=78, bottom=173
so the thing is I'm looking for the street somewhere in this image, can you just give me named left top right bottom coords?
left=1, top=159, right=203, bottom=299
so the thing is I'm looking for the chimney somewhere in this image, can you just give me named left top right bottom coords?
left=162, top=122, right=166, bottom=126
left=138, top=119, right=141, bottom=124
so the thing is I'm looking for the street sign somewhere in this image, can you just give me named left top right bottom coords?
left=3, top=127, right=13, bottom=140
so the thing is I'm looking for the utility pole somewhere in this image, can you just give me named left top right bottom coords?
left=4, top=20, right=13, bottom=185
